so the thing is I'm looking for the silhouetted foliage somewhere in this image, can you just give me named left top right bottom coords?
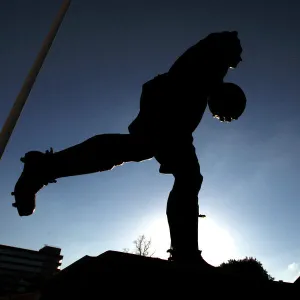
left=123, top=235, right=155, bottom=257
left=133, top=235, right=155, bottom=256
left=219, top=257, right=274, bottom=281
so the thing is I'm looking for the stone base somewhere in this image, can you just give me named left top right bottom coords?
left=40, top=251, right=296, bottom=299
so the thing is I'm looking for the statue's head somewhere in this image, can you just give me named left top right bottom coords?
left=208, top=82, right=246, bottom=122
left=206, top=31, right=243, bottom=69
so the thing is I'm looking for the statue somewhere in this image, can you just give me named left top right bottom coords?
left=11, top=31, right=246, bottom=265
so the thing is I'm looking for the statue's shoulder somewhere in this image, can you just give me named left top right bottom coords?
left=142, top=73, right=169, bottom=90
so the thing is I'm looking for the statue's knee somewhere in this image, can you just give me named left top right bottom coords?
left=192, top=172, right=203, bottom=193
left=166, top=173, right=202, bottom=216
left=174, top=170, right=203, bottom=194
left=196, top=173, right=203, bottom=190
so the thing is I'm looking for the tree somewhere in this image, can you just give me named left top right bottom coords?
left=123, top=235, right=155, bottom=257
left=133, top=235, right=155, bottom=257
left=219, top=257, right=274, bottom=281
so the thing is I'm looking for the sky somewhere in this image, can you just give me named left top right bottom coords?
left=1, top=0, right=300, bottom=282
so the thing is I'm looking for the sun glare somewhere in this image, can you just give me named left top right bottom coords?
left=144, top=215, right=239, bottom=265
left=144, top=216, right=170, bottom=259
left=199, top=217, right=239, bottom=266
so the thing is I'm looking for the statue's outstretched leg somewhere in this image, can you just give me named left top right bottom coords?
left=12, top=134, right=154, bottom=216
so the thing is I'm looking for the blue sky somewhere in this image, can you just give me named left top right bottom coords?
left=1, top=0, right=300, bottom=282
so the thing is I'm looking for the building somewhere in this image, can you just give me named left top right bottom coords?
left=0, top=244, right=63, bottom=296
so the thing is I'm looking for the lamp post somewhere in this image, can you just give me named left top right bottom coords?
left=0, top=0, right=71, bottom=160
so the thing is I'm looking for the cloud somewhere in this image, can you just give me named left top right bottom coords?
left=288, top=262, right=300, bottom=272
left=285, top=262, right=300, bottom=282
left=275, top=262, right=300, bottom=283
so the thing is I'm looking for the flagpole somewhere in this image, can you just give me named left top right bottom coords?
left=0, top=0, right=71, bottom=160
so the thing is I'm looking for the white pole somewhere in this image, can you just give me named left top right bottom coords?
left=0, top=0, right=71, bottom=160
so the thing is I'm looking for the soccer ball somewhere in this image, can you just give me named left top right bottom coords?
left=208, top=82, right=246, bottom=122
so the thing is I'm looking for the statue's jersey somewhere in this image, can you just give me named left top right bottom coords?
left=128, top=33, right=231, bottom=141
left=128, top=73, right=208, bottom=139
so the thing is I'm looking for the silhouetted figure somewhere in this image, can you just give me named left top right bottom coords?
left=12, top=31, right=245, bottom=265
